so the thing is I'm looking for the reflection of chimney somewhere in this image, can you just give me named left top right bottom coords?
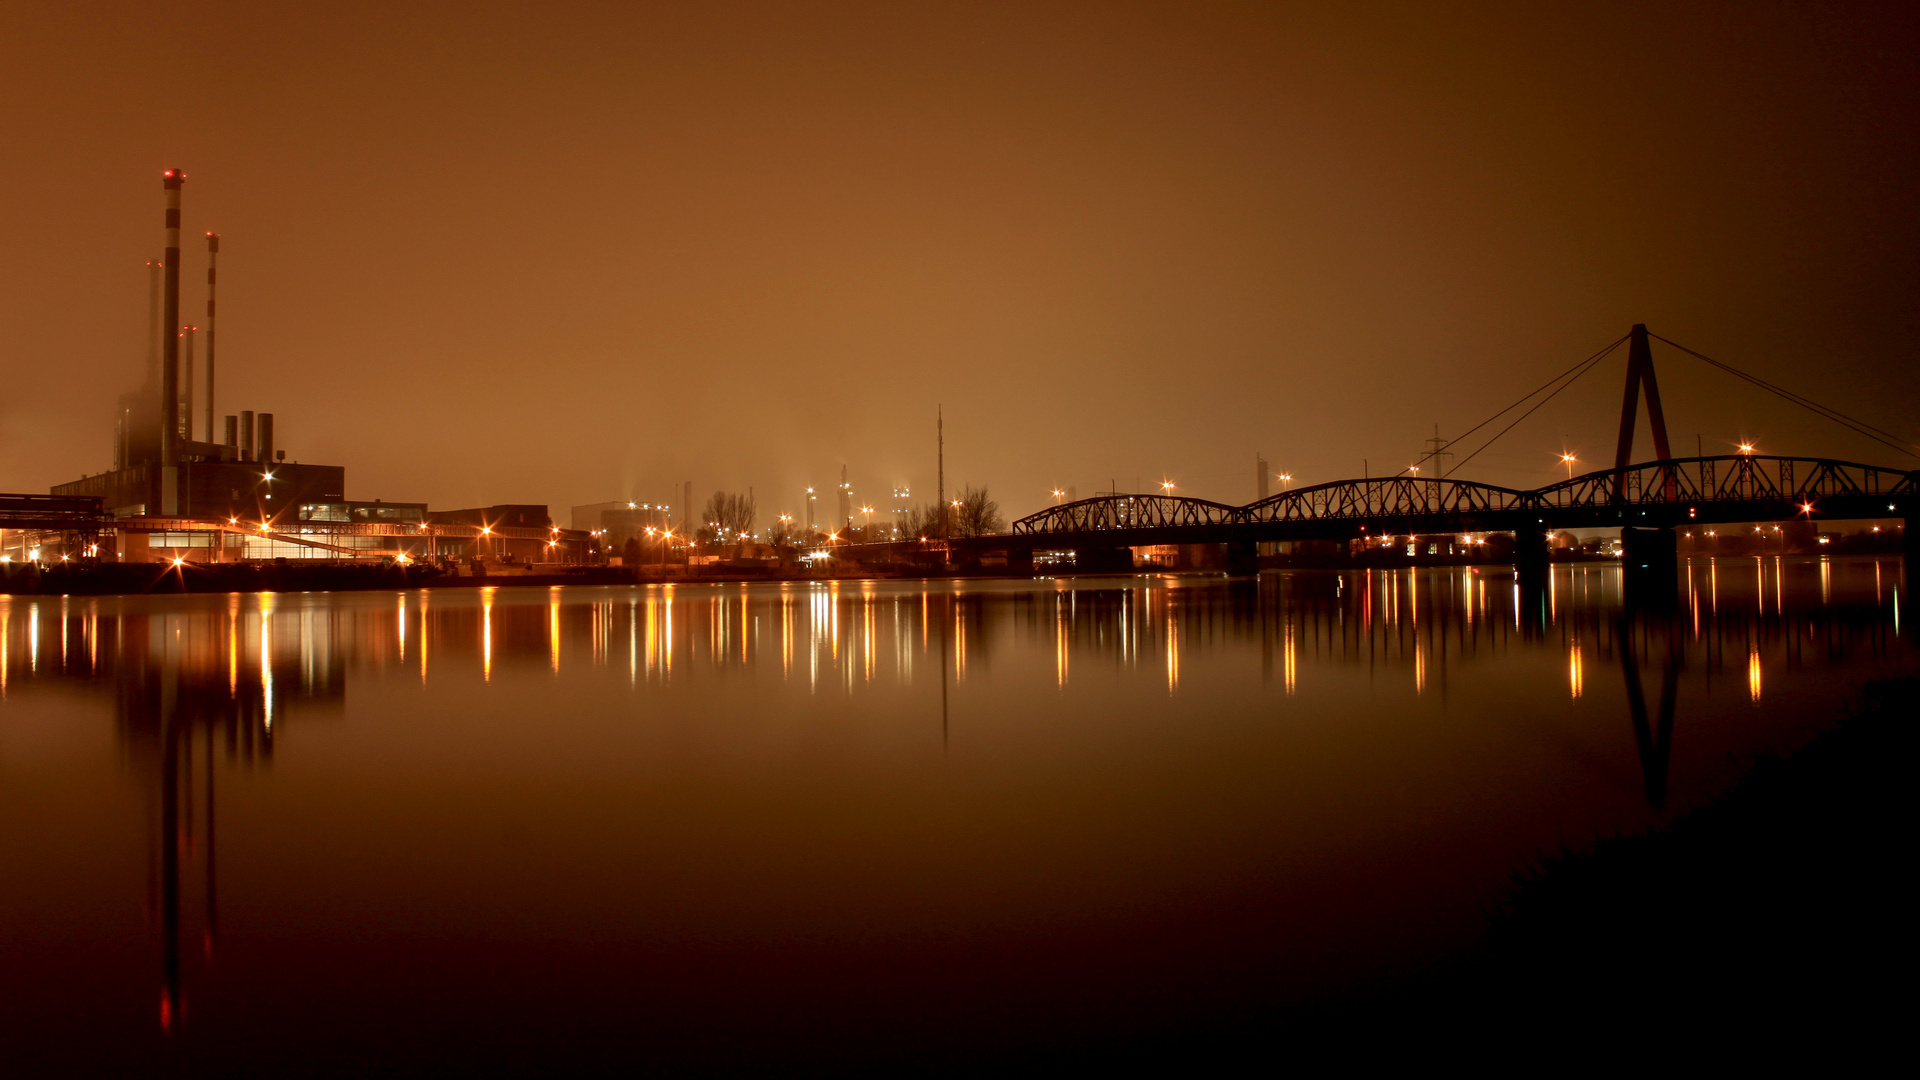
left=160, top=171, right=184, bottom=468
left=239, top=411, right=254, bottom=462
left=205, top=234, right=219, bottom=447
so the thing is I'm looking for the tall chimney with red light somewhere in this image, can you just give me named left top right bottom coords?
left=205, top=233, right=219, bottom=445
left=159, top=170, right=185, bottom=512
left=181, top=327, right=195, bottom=442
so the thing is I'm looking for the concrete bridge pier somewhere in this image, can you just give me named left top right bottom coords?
left=1225, top=539, right=1259, bottom=576
left=1005, top=549, right=1034, bottom=576
left=1075, top=547, right=1135, bottom=574
left=1513, top=526, right=1550, bottom=571
left=1620, top=526, right=1679, bottom=611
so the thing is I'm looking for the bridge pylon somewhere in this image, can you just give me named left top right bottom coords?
left=1614, top=324, right=1674, bottom=501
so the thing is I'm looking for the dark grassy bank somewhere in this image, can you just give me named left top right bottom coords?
left=1454, top=676, right=1913, bottom=1053
left=1054, top=677, right=1917, bottom=1070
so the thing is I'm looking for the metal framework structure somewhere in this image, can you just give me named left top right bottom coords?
left=0, top=494, right=106, bottom=533
left=1010, top=455, right=1917, bottom=545
left=1021, top=493, right=1241, bottom=533
left=116, top=516, right=564, bottom=558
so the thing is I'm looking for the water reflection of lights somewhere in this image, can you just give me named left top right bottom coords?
left=419, top=591, right=430, bottom=683
left=1748, top=640, right=1763, bottom=703
left=1165, top=605, right=1179, bottom=694
left=482, top=588, right=493, bottom=682
left=1283, top=620, right=1296, bottom=696
left=258, top=593, right=274, bottom=730
left=1568, top=638, right=1583, bottom=699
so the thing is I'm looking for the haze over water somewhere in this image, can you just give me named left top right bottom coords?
left=1, top=558, right=1910, bottom=1071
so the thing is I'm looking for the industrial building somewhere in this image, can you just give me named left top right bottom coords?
left=11, top=171, right=591, bottom=567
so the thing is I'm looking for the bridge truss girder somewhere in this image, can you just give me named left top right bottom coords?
left=1004, top=455, right=1916, bottom=551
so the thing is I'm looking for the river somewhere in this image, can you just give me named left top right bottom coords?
left=0, top=557, right=1909, bottom=1071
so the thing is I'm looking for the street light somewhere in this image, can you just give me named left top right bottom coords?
left=1160, top=480, right=1175, bottom=492
left=1560, top=453, right=1577, bottom=481
left=1738, top=443, right=1756, bottom=455
left=1277, top=473, right=1292, bottom=490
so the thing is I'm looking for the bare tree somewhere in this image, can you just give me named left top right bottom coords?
left=952, top=484, right=1004, bottom=537
left=899, top=503, right=936, bottom=539
left=701, top=490, right=757, bottom=554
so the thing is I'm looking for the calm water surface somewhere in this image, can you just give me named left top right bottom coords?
left=1, top=558, right=1911, bottom=1071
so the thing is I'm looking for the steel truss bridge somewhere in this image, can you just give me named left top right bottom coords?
left=1007, top=455, right=1916, bottom=550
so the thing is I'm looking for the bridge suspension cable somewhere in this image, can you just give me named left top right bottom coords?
left=1405, top=333, right=1630, bottom=479
left=1648, top=332, right=1920, bottom=460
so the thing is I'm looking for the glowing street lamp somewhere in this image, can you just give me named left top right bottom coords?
left=1160, top=480, right=1175, bottom=493
left=1738, top=443, right=1756, bottom=455
left=1277, top=473, right=1292, bottom=490
left=1560, top=453, right=1577, bottom=481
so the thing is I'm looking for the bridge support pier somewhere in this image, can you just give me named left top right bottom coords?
left=1513, top=527, right=1550, bottom=571
left=1075, top=547, right=1134, bottom=574
left=1226, top=540, right=1259, bottom=576
left=1005, top=549, right=1034, bottom=576
left=1620, top=526, right=1678, bottom=610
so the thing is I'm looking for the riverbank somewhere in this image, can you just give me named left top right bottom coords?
left=1457, top=675, right=1913, bottom=1056
left=1076, top=677, right=1915, bottom=1068
left=1393, top=677, right=1909, bottom=1060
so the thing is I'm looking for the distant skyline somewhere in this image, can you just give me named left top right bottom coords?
left=4, top=2, right=1917, bottom=523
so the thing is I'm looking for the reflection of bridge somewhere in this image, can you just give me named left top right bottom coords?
left=1010, top=455, right=1916, bottom=548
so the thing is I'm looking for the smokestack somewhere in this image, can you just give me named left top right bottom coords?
left=257, top=413, right=273, bottom=468
left=147, top=260, right=161, bottom=383
left=224, top=415, right=237, bottom=457
left=239, top=410, right=254, bottom=462
left=205, top=234, right=218, bottom=446
left=181, top=327, right=195, bottom=443
left=160, top=170, right=184, bottom=471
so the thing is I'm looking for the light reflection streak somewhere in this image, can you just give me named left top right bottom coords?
left=1748, top=640, right=1762, bottom=703
left=397, top=594, right=406, bottom=663
left=1056, top=599, right=1069, bottom=688
left=482, top=588, right=494, bottom=682
left=227, top=594, right=239, bottom=695
left=1568, top=637, right=1583, bottom=699
left=1165, top=600, right=1179, bottom=694
left=549, top=589, right=561, bottom=674
left=1283, top=619, right=1296, bottom=696
left=258, top=593, right=274, bottom=730
left=419, top=591, right=430, bottom=683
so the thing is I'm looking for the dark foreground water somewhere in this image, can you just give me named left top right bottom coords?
left=1, top=558, right=1910, bottom=1073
